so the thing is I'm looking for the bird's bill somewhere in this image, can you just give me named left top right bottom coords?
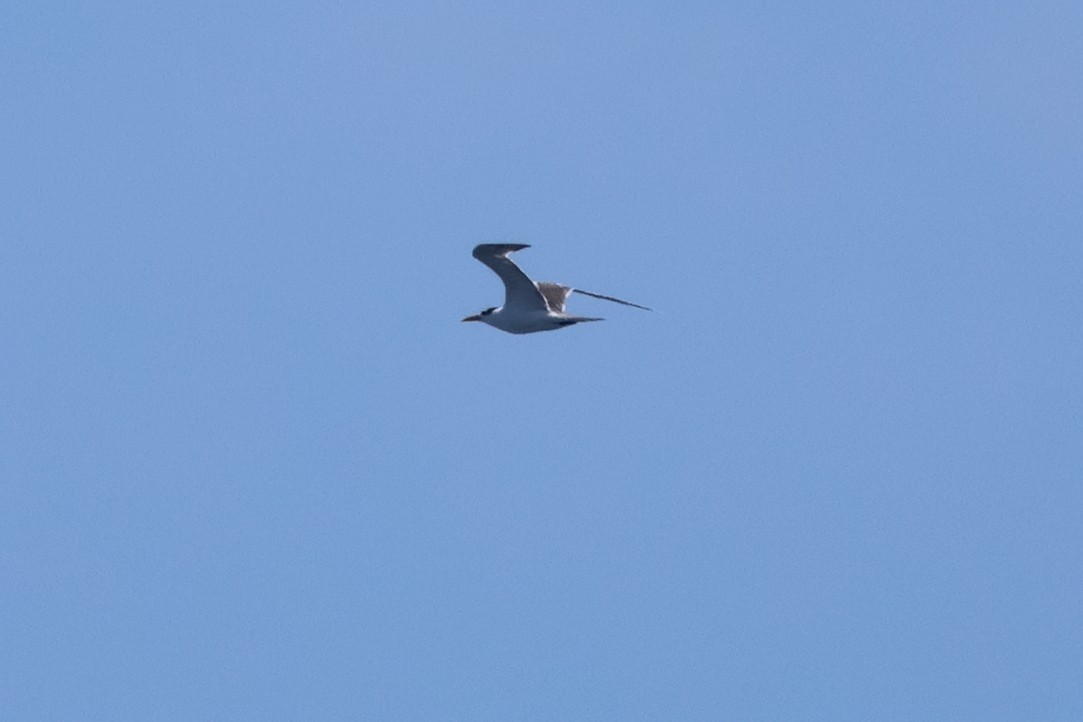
left=461, top=314, right=482, bottom=322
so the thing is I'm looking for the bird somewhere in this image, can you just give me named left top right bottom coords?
left=462, top=243, right=651, bottom=334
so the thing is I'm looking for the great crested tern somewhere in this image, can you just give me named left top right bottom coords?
left=462, top=243, right=651, bottom=334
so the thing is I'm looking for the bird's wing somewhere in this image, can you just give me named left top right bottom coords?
left=535, top=282, right=573, bottom=313
left=472, top=244, right=548, bottom=313
left=572, top=288, right=653, bottom=311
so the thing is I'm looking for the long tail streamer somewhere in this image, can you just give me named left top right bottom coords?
left=574, top=289, right=653, bottom=311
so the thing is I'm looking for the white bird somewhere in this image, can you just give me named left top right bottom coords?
left=462, top=243, right=651, bottom=334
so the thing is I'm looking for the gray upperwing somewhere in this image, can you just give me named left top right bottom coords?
left=472, top=244, right=548, bottom=313
left=535, top=282, right=573, bottom=314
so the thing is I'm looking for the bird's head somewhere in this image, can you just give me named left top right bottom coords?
left=461, top=306, right=498, bottom=323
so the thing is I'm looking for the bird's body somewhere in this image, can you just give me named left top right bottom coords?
left=462, top=244, right=651, bottom=334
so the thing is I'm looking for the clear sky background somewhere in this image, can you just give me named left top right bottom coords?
left=3, top=2, right=1081, bottom=719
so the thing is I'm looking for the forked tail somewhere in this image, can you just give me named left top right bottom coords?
left=556, top=316, right=605, bottom=326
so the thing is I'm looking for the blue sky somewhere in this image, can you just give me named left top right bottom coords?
left=3, top=2, right=1081, bottom=719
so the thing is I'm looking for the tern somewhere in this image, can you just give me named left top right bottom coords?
left=462, top=243, right=651, bottom=334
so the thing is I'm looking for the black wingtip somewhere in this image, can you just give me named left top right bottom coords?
left=472, top=243, right=531, bottom=259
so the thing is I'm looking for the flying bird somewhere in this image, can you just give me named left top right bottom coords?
left=462, top=243, right=651, bottom=334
